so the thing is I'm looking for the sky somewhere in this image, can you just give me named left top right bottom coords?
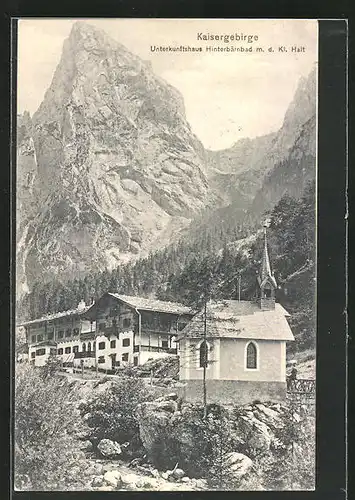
left=17, top=19, right=318, bottom=150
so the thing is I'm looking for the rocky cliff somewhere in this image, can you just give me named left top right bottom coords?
left=16, top=22, right=209, bottom=294
left=16, top=21, right=317, bottom=297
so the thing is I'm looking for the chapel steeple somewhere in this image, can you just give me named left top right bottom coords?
left=257, top=222, right=277, bottom=310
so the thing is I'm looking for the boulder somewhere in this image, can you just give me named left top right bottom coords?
left=78, top=440, right=93, bottom=452
left=97, top=439, right=122, bottom=458
left=135, top=477, right=160, bottom=489
left=224, top=452, right=253, bottom=480
left=181, top=476, right=190, bottom=483
left=135, top=402, right=173, bottom=463
left=172, top=468, right=185, bottom=480
left=91, top=476, right=103, bottom=487
left=236, top=415, right=272, bottom=452
left=103, top=470, right=121, bottom=488
left=157, top=400, right=178, bottom=413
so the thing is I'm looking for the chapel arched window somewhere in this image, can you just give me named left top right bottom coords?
left=246, top=342, right=257, bottom=369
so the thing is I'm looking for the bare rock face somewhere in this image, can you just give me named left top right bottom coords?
left=17, top=21, right=208, bottom=292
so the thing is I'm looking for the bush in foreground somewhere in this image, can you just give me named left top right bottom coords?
left=80, top=376, right=154, bottom=450
left=15, top=363, right=90, bottom=490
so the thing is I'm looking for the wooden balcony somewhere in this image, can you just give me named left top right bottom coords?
left=80, top=331, right=96, bottom=339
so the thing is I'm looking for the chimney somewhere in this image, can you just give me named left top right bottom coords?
left=77, top=299, right=86, bottom=311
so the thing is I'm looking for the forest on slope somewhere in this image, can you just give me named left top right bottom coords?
left=22, top=180, right=315, bottom=353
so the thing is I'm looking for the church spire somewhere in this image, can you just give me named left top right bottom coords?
left=257, top=221, right=277, bottom=309
left=260, top=223, right=277, bottom=286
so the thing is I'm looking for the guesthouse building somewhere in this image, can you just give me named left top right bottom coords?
left=18, top=294, right=195, bottom=371
left=83, top=293, right=195, bottom=370
left=18, top=300, right=96, bottom=368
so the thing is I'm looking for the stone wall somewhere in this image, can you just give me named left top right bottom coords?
left=179, top=380, right=286, bottom=405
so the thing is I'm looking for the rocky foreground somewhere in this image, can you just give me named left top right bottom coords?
left=73, top=386, right=314, bottom=491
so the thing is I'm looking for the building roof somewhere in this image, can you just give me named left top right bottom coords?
left=107, top=293, right=195, bottom=315
left=18, top=303, right=92, bottom=327
left=177, top=300, right=294, bottom=341
left=31, top=340, right=58, bottom=347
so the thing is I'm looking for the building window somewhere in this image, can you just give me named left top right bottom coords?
left=88, top=342, right=92, bottom=352
left=37, top=334, right=43, bottom=342
left=98, top=342, right=106, bottom=350
left=31, top=352, right=35, bottom=359
left=263, top=285, right=272, bottom=298
left=73, top=345, right=79, bottom=353
left=50, top=348, right=57, bottom=355
left=58, top=331, right=64, bottom=339
left=73, top=328, right=79, bottom=335
left=98, top=356, right=105, bottom=364
left=58, top=348, right=64, bottom=355
left=122, top=353, right=129, bottom=362
left=65, top=346, right=71, bottom=354
left=246, top=342, right=258, bottom=369
left=133, top=357, right=138, bottom=366
left=161, top=340, right=169, bottom=349
left=110, top=340, right=116, bottom=349
left=122, top=338, right=130, bottom=347
left=123, top=318, right=131, bottom=329
left=47, top=332, right=54, bottom=340
left=93, top=341, right=96, bottom=351
left=65, top=329, right=71, bottom=338
left=36, top=348, right=46, bottom=356
left=31, top=335, right=36, bottom=343
left=82, top=343, right=86, bottom=351
left=199, top=341, right=208, bottom=368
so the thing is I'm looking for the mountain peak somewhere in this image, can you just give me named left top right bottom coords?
left=66, top=20, right=121, bottom=54
left=18, top=22, right=208, bottom=292
left=69, top=20, right=108, bottom=41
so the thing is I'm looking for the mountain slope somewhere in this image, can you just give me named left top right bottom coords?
left=205, top=67, right=316, bottom=210
left=183, top=67, right=316, bottom=246
left=16, top=22, right=209, bottom=294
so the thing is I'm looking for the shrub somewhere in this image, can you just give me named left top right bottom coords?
left=40, top=353, right=63, bottom=379
left=257, top=404, right=316, bottom=490
left=175, top=405, right=239, bottom=488
left=79, top=376, right=153, bottom=448
left=15, top=363, right=90, bottom=490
